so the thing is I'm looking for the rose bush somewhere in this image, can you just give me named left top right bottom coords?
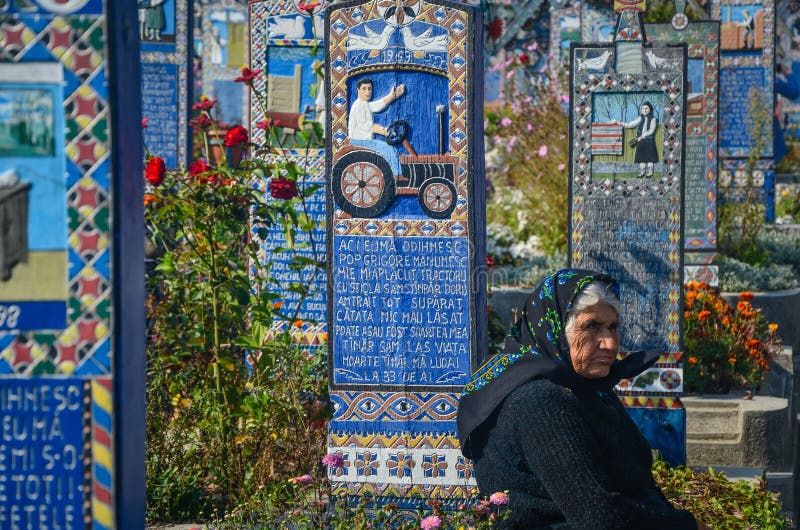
left=144, top=66, right=328, bottom=522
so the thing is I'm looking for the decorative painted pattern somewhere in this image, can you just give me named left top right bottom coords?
left=328, top=434, right=477, bottom=493
left=684, top=264, right=720, bottom=287
left=330, top=391, right=458, bottom=434
left=91, top=378, right=114, bottom=529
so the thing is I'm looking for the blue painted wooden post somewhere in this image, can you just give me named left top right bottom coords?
left=0, top=1, right=144, bottom=528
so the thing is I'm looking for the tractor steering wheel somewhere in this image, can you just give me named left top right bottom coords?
left=385, top=120, right=408, bottom=146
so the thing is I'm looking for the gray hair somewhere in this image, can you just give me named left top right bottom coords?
left=564, top=281, right=621, bottom=337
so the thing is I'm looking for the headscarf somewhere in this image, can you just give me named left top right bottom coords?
left=457, top=269, right=660, bottom=458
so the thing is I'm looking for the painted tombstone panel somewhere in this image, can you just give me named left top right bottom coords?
left=249, top=1, right=328, bottom=352
left=202, top=0, right=248, bottom=128
left=569, top=7, right=687, bottom=464
left=711, top=0, right=775, bottom=218
left=140, top=0, right=191, bottom=168
left=251, top=0, right=325, bottom=150
left=0, top=1, right=143, bottom=527
left=581, top=2, right=616, bottom=43
left=326, top=0, right=485, bottom=508
left=646, top=22, right=720, bottom=287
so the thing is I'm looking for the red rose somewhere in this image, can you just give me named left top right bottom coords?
left=234, top=67, right=263, bottom=84
left=192, top=97, right=217, bottom=111
left=141, top=117, right=149, bottom=128
left=488, top=18, right=505, bottom=41
left=518, top=53, right=529, bottom=64
left=189, top=159, right=209, bottom=177
left=486, top=255, right=495, bottom=268
left=144, top=157, right=166, bottom=186
left=270, top=178, right=298, bottom=200
left=225, top=125, right=248, bottom=147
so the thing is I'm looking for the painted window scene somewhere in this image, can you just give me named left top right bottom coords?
left=590, top=92, right=664, bottom=178
left=720, top=4, right=764, bottom=50
left=208, top=8, right=246, bottom=69
left=686, top=58, right=704, bottom=117
left=0, top=89, right=54, bottom=158
left=138, top=0, right=176, bottom=44
left=332, top=71, right=458, bottom=220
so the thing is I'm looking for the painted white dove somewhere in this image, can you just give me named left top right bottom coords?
left=400, top=25, right=448, bottom=52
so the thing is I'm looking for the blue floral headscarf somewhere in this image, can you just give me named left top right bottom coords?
left=456, top=269, right=659, bottom=458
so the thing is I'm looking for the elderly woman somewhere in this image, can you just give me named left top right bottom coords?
left=457, top=269, right=707, bottom=529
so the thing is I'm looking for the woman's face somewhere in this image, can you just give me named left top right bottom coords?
left=567, top=303, right=620, bottom=379
left=641, top=104, right=651, bottom=116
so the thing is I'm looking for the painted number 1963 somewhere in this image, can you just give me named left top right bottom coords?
left=0, top=305, right=21, bottom=328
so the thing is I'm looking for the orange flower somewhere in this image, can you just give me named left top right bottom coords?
left=697, top=310, right=712, bottom=321
left=686, top=281, right=699, bottom=290
left=684, top=311, right=691, bottom=320
left=320, top=332, right=329, bottom=342
left=736, top=301, right=750, bottom=312
left=768, top=323, right=779, bottom=333
left=738, top=291, right=754, bottom=302
left=292, top=319, right=304, bottom=328
left=144, top=193, right=157, bottom=206
left=727, top=356, right=737, bottom=365
left=721, top=316, right=731, bottom=327
left=272, top=301, right=284, bottom=310
left=687, top=356, right=699, bottom=366
left=746, top=339, right=761, bottom=349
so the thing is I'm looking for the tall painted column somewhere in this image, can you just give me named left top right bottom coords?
left=325, top=0, right=485, bottom=511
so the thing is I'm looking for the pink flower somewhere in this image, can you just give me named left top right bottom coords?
left=420, top=515, right=441, bottom=530
left=538, top=144, right=548, bottom=157
left=558, top=163, right=566, bottom=171
left=489, top=491, right=510, bottom=505
left=505, top=69, right=515, bottom=79
left=322, top=454, right=344, bottom=468
left=288, top=474, right=313, bottom=485
left=526, top=123, right=533, bottom=132
left=500, top=117, right=512, bottom=127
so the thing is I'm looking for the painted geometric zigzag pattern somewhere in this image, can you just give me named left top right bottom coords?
left=0, top=14, right=111, bottom=377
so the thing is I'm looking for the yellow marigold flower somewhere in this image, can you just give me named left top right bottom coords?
left=769, top=323, right=779, bottom=333
left=686, top=280, right=699, bottom=290
left=738, top=291, right=754, bottom=302
left=687, top=356, right=698, bottom=366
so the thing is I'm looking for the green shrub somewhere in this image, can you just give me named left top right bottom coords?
left=654, top=461, right=793, bottom=529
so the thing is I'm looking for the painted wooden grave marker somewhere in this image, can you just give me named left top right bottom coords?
left=249, top=0, right=328, bottom=348
left=140, top=0, right=192, bottom=169
left=569, top=0, right=688, bottom=464
left=646, top=19, right=721, bottom=286
left=325, top=0, right=485, bottom=510
left=0, top=1, right=144, bottom=528
left=711, top=0, right=776, bottom=219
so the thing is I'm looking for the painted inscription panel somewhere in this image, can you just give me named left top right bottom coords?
left=141, top=0, right=191, bottom=168
left=645, top=23, right=720, bottom=257
left=326, top=0, right=484, bottom=503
